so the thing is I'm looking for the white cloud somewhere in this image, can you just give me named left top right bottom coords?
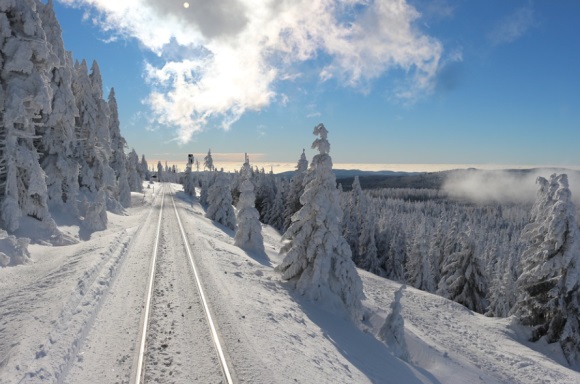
left=488, top=6, right=536, bottom=46
left=61, top=0, right=443, bottom=142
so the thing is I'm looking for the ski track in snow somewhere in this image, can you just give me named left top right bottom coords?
left=0, top=226, right=133, bottom=383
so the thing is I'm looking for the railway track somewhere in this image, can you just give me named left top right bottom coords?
left=133, top=183, right=234, bottom=383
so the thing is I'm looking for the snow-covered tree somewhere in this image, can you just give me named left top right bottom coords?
left=37, top=0, right=80, bottom=214
left=275, top=124, right=364, bottom=321
left=511, top=174, right=580, bottom=364
left=406, top=223, right=435, bottom=292
left=139, top=154, right=150, bottom=181
left=264, top=177, right=286, bottom=230
left=437, top=228, right=488, bottom=313
left=206, top=171, right=236, bottom=230
left=358, top=204, right=381, bottom=275
left=127, top=148, right=142, bottom=192
left=234, top=172, right=264, bottom=252
left=379, top=285, right=409, bottom=362
left=345, top=177, right=363, bottom=263
left=0, top=0, right=59, bottom=234
left=348, top=177, right=381, bottom=275
left=204, top=148, right=214, bottom=171
left=283, top=149, right=308, bottom=230
left=107, top=88, right=130, bottom=207
left=182, top=163, right=197, bottom=197
left=156, top=161, right=163, bottom=182
left=255, top=168, right=276, bottom=223
left=199, top=171, right=210, bottom=206
left=88, top=60, right=119, bottom=212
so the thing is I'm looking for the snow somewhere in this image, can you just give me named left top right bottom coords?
left=1, top=182, right=579, bottom=383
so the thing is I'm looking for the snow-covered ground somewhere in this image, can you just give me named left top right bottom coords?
left=1, top=182, right=579, bottom=383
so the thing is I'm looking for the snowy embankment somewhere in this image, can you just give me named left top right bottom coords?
left=1, top=183, right=579, bottom=383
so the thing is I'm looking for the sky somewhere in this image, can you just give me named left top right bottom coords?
left=52, top=0, right=580, bottom=172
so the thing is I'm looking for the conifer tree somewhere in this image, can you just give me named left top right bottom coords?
left=283, top=149, right=308, bottom=230
left=345, top=177, right=363, bottom=264
left=204, top=148, right=214, bottom=171
left=349, top=177, right=381, bottom=275
left=182, top=160, right=197, bottom=198
left=108, top=88, right=130, bottom=207
left=206, top=171, right=236, bottom=230
left=265, top=178, right=286, bottom=231
left=199, top=172, right=209, bottom=206
left=235, top=155, right=263, bottom=251
left=139, top=154, right=150, bottom=181
left=127, top=148, right=142, bottom=192
left=511, top=174, right=580, bottom=364
left=275, top=124, right=364, bottom=321
left=406, top=223, right=435, bottom=292
left=437, top=228, right=488, bottom=313
left=0, top=0, right=59, bottom=233
left=37, top=0, right=80, bottom=214
left=157, top=161, right=163, bottom=182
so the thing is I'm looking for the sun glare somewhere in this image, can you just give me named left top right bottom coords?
left=183, top=2, right=189, bottom=9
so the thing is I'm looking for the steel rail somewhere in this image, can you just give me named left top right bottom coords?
left=133, top=184, right=165, bottom=384
left=169, top=185, right=235, bottom=384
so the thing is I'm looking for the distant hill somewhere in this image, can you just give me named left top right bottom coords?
left=337, top=171, right=446, bottom=190
left=278, top=169, right=413, bottom=179
left=335, top=167, right=580, bottom=191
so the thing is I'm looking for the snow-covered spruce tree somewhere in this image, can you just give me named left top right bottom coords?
left=255, top=168, right=276, bottom=222
left=358, top=204, right=381, bottom=275
left=511, top=174, right=580, bottom=364
left=156, top=161, right=163, bottom=182
left=283, top=149, right=308, bottom=230
left=345, top=177, right=363, bottom=264
left=406, top=223, right=435, bottom=292
left=0, top=0, right=61, bottom=236
left=437, top=228, right=488, bottom=313
left=139, top=154, right=150, bottom=181
left=206, top=171, right=236, bottom=230
left=107, top=88, right=130, bottom=207
left=379, top=285, right=409, bottom=362
left=234, top=166, right=264, bottom=252
left=264, top=177, right=286, bottom=231
left=486, top=245, right=519, bottom=317
left=127, top=148, right=142, bottom=192
left=72, top=59, right=109, bottom=230
left=182, top=161, right=197, bottom=198
left=199, top=172, right=209, bottom=206
left=37, top=0, right=80, bottom=215
left=348, top=177, right=381, bottom=275
left=275, top=124, right=364, bottom=321
left=230, top=154, right=249, bottom=205
left=204, top=148, right=214, bottom=171
left=89, top=60, right=121, bottom=213
left=385, top=226, right=406, bottom=282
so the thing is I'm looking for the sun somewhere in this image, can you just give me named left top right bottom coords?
left=183, top=2, right=189, bottom=8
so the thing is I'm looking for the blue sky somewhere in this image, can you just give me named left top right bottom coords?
left=53, top=0, right=580, bottom=171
